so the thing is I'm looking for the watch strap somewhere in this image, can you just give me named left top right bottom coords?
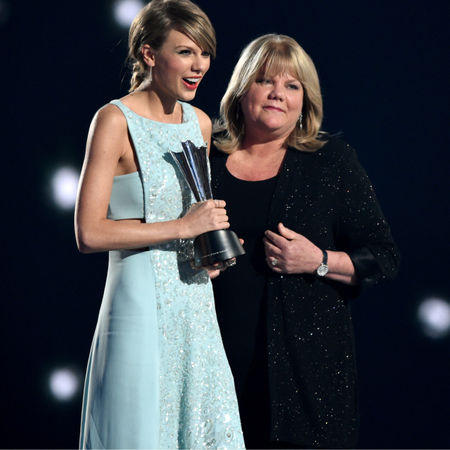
left=316, top=249, right=329, bottom=277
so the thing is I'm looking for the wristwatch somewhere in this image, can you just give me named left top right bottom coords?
left=316, top=249, right=329, bottom=277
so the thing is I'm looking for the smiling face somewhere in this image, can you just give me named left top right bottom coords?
left=240, top=72, right=304, bottom=141
left=144, top=29, right=211, bottom=102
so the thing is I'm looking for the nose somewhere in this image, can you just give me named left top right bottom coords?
left=192, top=55, right=209, bottom=73
left=268, top=82, right=285, bottom=101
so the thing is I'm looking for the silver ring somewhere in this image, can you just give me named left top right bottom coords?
left=272, top=258, right=278, bottom=266
left=213, top=199, right=219, bottom=208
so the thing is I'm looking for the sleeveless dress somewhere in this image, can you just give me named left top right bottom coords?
left=79, top=100, right=245, bottom=450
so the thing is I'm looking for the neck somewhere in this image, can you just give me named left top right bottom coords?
left=227, top=139, right=287, bottom=181
left=240, top=123, right=293, bottom=151
left=134, top=82, right=180, bottom=123
left=240, top=135, right=287, bottom=156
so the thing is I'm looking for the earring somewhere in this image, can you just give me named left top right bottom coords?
left=236, top=103, right=240, bottom=120
left=148, top=66, right=153, bottom=84
left=298, top=113, right=303, bottom=130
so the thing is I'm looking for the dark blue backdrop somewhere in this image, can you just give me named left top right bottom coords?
left=2, top=0, right=449, bottom=448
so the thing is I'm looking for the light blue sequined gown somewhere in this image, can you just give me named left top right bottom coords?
left=79, top=100, right=245, bottom=450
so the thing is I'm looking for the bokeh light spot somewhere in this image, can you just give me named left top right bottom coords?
left=49, top=368, right=81, bottom=401
left=51, top=167, right=79, bottom=210
left=417, top=298, right=450, bottom=339
left=113, top=0, right=144, bottom=28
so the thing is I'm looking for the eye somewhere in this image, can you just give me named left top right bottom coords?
left=178, top=49, right=192, bottom=55
left=287, top=80, right=303, bottom=91
left=201, top=51, right=211, bottom=58
left=256, top=78, right=272, bottom=85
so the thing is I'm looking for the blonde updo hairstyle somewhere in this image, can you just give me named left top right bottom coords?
left=214, top=34, right=325, bottom=153
left=128, top=0, right=216, bottom=92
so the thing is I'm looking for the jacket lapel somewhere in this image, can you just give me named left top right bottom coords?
left=267, top=147, right=304, bottom=231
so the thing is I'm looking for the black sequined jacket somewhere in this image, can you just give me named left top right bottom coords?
left=210, top=136, right=400, bottom=448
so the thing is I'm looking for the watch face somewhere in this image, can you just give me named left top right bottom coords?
left=317, top=263, right=328, bottom=277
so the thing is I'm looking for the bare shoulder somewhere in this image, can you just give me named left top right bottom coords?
left=92, top=103, right=127, bottom=131
left=85, top=103, right=129, bottom=163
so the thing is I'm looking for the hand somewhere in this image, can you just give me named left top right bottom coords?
left=201, top=238, right=243, bottom=279
left=263, top=223, right=322, bottom=274
left=181, top=199, right=230, bottom=239
left=205, top=259, right=236, bottom=279
left=189, top=258, right=236, bottom=279
left=207, top=268, right=222, bottom=279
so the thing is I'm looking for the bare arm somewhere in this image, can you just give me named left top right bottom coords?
left=75, top=105, right=229, bottom=254
left=263, top=223, right=358, bottom=286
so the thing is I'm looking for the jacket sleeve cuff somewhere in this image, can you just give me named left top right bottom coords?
left=347, top=246, right=384, bottom=292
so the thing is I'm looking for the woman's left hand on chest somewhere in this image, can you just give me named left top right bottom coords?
left=264, top=223, right=322, bottom=275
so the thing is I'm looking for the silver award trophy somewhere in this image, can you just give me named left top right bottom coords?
left=170, top=140, right=245, bottom=268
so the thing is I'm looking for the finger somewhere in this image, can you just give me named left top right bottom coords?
left=212, top=199, right=226, bottom=208
left=207, top=269, right=222, bottom=279
left=263, top=237, right=283, bottom=262
left=205, top=199, right=220, bottom=210
left=203, top=261, right=225, bottom=270
left=264, top=232, right=285, bottom=250
left=263, top=238, right=278, bottom=256
left=214, top=210, right=228, bottom=221
left=277, top=222, right=300, bottom=240
left=224, top=258, right=236, bottom=268
left=267, top=256, right=281, bottom=270
left=264, top=229, right=278, bottom=244
left=219, top=220, right=231, bottom=230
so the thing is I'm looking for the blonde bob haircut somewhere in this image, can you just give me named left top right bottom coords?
left=214, top=34, right=325, bottom=153
left=128, top=0, right=216, bottom=92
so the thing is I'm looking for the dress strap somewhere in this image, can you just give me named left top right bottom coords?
left=178, top=101, right=205, bottom=145
left=110, top=99, right=127, bottom=115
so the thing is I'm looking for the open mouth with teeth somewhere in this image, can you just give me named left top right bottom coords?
left=182, top=77, right=201, bottom=89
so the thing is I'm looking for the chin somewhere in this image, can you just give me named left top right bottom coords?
left=179, top=92, right=197, bottom=102
left=261, top=121, right=287, bottom=130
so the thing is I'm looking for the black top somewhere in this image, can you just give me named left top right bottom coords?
left=213, top=167, right=278, bottom=448
left=210, top=136, right=400, bottom=449
left=213, top=166, right=277, bottom=396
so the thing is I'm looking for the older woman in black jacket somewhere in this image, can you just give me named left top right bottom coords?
left=210, top=34, right=400, bottom=449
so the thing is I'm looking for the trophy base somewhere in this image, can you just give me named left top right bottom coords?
left=193, top=229, right=245, bottom=268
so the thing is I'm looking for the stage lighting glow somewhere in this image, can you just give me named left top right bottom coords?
left=49, top=368, right=81, bottom=401
left=113, top=0, right=144, bottom=28
left=418, top=298, right=450, bottom=339
left=51, top=167, right=79, bottom=210
left=0, top=0, right=11, bottom=26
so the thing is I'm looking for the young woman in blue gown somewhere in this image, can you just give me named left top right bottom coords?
left=75, top=1, right=245, bottom=448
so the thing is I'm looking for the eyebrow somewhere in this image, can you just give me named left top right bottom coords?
left=263, top=73, right=301, bottom=83
left=174, top=44, right=205, bottom=52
